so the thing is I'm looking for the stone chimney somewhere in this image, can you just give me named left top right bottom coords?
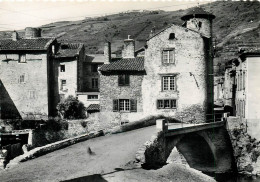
left=104, top=41, right=111, bottom=64
left=12, top=31, right=19, bottom=41
left=122, top=35, right=135, bottom=58
left=25, top=27, right=42, bottom=39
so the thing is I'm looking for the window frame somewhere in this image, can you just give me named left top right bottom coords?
left=113, top=99, right=137, bottom=112
left=19, top=74, right=25, bottom=83
left=91, top=78, right=99, bottom=89
left=157, top=99, right=177, bottom=109
left=87, top=95, right=99, bottom=100
left=60, top=64, right=65, bottom=72
left=29, top=90, right=36, bottom=99
left=162, top=49, right=175, bottom=65
left=162, top=75, right=176, bottom=91
left=118, top=74, right=130, bottom=86
left=19, top=54, right=26, bottom=63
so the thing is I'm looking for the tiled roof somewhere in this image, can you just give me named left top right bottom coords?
left=181, top=7, right=215, bottom=21
left=55, top=43, right=83, bottom=58
left=0, top=38, right=55, bottom=51
left=86, top=104, right=100, bottom=111
left=99, top=57, right=145, bottom=72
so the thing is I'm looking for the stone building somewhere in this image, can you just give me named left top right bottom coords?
left=99, top=7, right=215, bottom=124
left=0, top=28, right=58, bottom=119
left=76, top=53, right=105, bottom=112
left=54, top=43, right=85, bottom=100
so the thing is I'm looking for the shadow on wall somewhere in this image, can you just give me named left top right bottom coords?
left=0, top=79, right=21, bottom=119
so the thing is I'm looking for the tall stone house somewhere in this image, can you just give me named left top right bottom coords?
left=54, top=42, right=85, bottom=100
left=99, top=7, right=215, bottom=124
left=0, top=28, right=58, bottom=120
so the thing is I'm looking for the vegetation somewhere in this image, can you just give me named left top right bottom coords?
left=57, top=95, right=86, bottom=119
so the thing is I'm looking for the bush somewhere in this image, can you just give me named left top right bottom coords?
left=57, top=95, right=86, bottom=119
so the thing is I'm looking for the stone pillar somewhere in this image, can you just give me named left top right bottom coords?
left=156, top=119, right=167, bottom=132
left=28, top=129, right=35, bottom=147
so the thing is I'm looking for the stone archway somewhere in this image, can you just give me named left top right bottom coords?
left=175, top=133, right=217, bottom=172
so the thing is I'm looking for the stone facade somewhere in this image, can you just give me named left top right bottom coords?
left=99, top=8, right=215, bottom=124
left=99, top=73, right=144, bottom=124
left=143, top=24, right=213, bottom=122
left=0, top=49, right=57, bottom=119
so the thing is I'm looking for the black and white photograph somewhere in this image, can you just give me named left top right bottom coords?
left=0, top=0, right=260, bottom=181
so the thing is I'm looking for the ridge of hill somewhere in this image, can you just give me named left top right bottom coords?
left=0, top=1, right=260, bottom=73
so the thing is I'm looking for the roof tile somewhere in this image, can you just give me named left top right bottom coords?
left=99, top=57, right=144, bottom=72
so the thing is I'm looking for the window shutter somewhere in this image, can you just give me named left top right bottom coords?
left=125, top=75, right=130, bottom=85
left=130, top=99, right=137, bottom=112
left=118, top=75, right=123, bottom=86
left=113, top=99, right=119, bottom=112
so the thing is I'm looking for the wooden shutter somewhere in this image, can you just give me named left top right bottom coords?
left=118, top=75, right=124, bottom=86
left=130, top=99, right=137, bottom=112
left=125, top=75, right=130, bottom=85
left=113, top=99, right=119, bottom=112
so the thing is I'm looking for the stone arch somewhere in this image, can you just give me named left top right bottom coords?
left=175, top=133, right=217, bottom=172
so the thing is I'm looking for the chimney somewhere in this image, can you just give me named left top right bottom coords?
left=12, top=31, right=19, bottom=41
left=122, top=35, right=135, bottom=58
left=25, top=27, right=42, bottom=39
left=104, top=41, right=111, bottom=64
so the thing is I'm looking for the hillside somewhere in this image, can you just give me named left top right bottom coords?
left=0, top=1, right=260, bottom=73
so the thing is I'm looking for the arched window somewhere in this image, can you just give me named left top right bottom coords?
left=169, top=33, right=175, bottom=40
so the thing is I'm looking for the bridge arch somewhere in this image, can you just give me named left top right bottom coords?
left=175, top=133, right=216, bottom=171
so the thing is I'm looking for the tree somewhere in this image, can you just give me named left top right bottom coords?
left=57, top=95, right=86, bottom=119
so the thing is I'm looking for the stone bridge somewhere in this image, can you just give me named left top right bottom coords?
left=136, top=120, right=237, bottom=173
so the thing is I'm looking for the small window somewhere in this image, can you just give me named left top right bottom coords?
left=169, top=33, right=175, bottom=40
left=52, top=45, right=55, bottom=54
left=60, top=65, right=65, bottom=72
left=118, top=75, right=130, bottom=86
left=162, top=49, right=175, bottom=64
left=61, top=80, right=66, bottom=86
left=113, top=99, right=137, bottom=112
left=88, top=95, right=98, bottom=100
left=91, top=64, right=99, bottom=72
left=162, top=76, right=176, bottom=91
left=19, top=74, right=25, bottom=83
left=19, top=54, right=26, bottom=63
left=92, top=78, right=98, bottom=89
left=29, top=90, right=36, bottom=99
left=157, top=99, right=177, bottom=109
left=198, top=21, right=202, bottom=28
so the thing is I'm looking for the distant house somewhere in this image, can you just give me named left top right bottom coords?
left=54, top=43, right=85, bottom=100
left=76, top=53, right=105, bottom=112
left=0, top=27, right=58, bottom=120
left=99, top=7, right=215, bottom=124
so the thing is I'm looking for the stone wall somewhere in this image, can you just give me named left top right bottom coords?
left=0, top=53, right=49, bottom=119
left=142, top=24, right=210, bottom=122
left=227, top=118, right=260, bottom=176
left=99, top=73, right=144, bottom=124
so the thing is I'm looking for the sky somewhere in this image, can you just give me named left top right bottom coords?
left=0, top=0, right=210, bottom=31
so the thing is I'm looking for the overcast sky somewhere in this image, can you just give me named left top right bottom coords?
left=0, top=0, right=210, bottom=31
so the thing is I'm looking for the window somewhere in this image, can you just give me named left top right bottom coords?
left=113, top=99, right=137, bottom=112
left=198, top=21, right=202, bottom=28
left=92, top=78, right=98, bottom=89
left=61, top=80, right=66, bottom=86
left=169, top=33, right=175, bottom=40
left=88, top=95, right=98, bottom=100
left=118, top=75, right=130, bottom=86
left=60, top=65, right=65, bottom=72
left=19, top=74, right=25, bottom=83
left=162, top=49, right=175, bottom=64
left=19, top=54, right=26, bottom=63
left=91, top=64, right=99, bottom=72
left=29, top=90, right=36, bottom=99
left=157, top=99, right=177, bottom=109
left=162, top=76, right=176, bottom=91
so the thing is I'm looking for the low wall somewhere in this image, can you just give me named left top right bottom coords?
left=7, top=130, right=104, bottom=168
